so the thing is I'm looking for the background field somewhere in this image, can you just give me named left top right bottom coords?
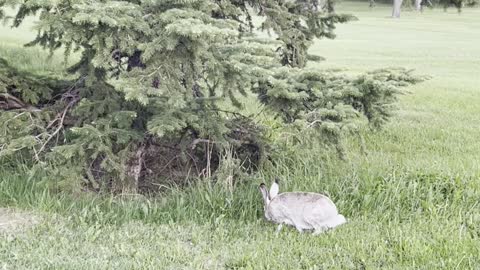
left=1, top=2, right=479, bottom=269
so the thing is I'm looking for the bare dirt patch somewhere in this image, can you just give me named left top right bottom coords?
left=0, top=208, right=40, bottom=234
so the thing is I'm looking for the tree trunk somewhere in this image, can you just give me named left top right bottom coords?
left=392, top=0, right=404, bottom=17
left=415, top=0, right=422, bottom=11
left=124, top=143, right=146, bottom=193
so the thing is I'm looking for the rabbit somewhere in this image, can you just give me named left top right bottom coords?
left=259, top=178, right=346, bottom=235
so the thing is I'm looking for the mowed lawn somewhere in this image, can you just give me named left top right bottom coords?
left=1, top=3, right=480, bottom=269
left=313, top=2, right=480, bottom=175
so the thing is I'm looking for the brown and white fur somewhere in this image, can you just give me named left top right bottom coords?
left=259, top=179, right=346, bottom=235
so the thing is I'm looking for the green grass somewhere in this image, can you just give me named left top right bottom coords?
left=1, top=2, right=480, bottom=269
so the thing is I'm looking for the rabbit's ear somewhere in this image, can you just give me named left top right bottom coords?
left=259, top=183, right=270, bottom=205
left=269, top=179, right=279, bottom=199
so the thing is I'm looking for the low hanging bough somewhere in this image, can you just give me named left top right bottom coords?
left=0, top=0, right=425, bottom=193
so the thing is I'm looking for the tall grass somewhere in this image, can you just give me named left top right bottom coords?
left=1, top=141, right=478, bottom=226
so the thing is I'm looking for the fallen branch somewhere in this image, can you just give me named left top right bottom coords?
left=35, top=79, right=82, bottom=160
left=0, top=93, right=40, bottom=112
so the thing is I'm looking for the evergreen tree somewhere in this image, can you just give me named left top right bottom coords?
left=0, top=0, right=423, bottom=192
left=388, top=0, right=478, bottom=17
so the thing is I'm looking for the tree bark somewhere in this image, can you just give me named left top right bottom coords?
left=415, top=0, right=422, bottom=11
left=124, top=143, right=146, bottom=193
left=392, top=0, right=404, bottom=18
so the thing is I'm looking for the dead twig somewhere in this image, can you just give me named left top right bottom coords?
left=36, top=101, right=72, bottom=158
left=35, top=78, right=83, bottom=160
left=190, top=138, right=215, bottom=150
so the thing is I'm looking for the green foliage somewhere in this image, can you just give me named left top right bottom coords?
left=256, top=67, right=424, bottom=133
left=352, top=68, right=426, bottom=128
left=0, top=0, right=422, bottom=192
left=0, top=58, right=56, bottom=105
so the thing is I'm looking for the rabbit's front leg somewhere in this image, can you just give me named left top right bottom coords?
left=275, top=224, right=283, bottom=235
left=313, top=226, right=327, bottom=235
